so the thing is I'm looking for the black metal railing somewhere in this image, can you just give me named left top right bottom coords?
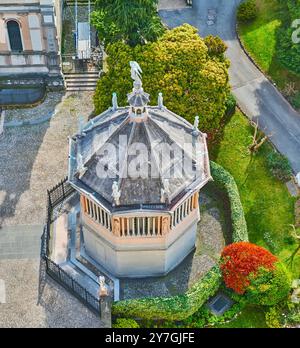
left=44, top=256, right=101, bottom=314
left=41, top=177, right=102, bottom=316
left=47, top=177, right=75, bottom=209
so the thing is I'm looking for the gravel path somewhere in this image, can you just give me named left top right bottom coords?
left=0, top=92, right=94, bottom=227
left=0, top=259, right=104, bottom=328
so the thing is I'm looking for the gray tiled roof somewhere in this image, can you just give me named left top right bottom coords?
left=69, top=94, right=211, bottom=210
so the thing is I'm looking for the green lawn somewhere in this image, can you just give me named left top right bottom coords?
left=210, top=110, right=299, bottom=328
left=210, top=111, right=299, bottom=276
left=216, top=306, right=267, bottom=328
left=238, top=0, right=300, bottom=96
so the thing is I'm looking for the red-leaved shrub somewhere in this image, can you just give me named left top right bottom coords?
left=221, top=242, right=278, bottom=294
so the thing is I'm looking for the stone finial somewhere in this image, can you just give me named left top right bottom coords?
left=296, top=172, right=300, bottom=188
left=98, top=276, right=108, bottom=298
left=113, top=217, right=121, bottom=236
left=112, top=92, right=118, bottom=111
left=163, top=179, right=170, bottom=196
left=161, top=179, right=171, bottom=203
left=77, top=153, right=87, bottom=177
left=130, top=61, right=143, bottom=90
left=194, top=115, right=199, bottom=130
left=160, top=188, right=165, bottom=203
left=112, top=181, right=121, bottom=206
left=162, top=216, right=170, bottom=236
left=158, top=92, right=164, bottom=109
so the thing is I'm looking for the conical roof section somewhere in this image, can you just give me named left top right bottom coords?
left=68, top=62, right=211, bottom=211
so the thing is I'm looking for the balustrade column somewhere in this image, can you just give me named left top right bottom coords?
left=142, top=218, right=145, bottom=235
left=157, top=216, right=161, bottom=236
left=137, top=218, right=140, bottom=236
left=121, top=218, right=125, bottom=237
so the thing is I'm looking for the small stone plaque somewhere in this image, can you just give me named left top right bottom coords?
left=207, top=293, right=233, bottom=316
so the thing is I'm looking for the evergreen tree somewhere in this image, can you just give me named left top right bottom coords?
left=91, top=0, right=164, bottom=47
left=93, top=24, right=231, bottom=135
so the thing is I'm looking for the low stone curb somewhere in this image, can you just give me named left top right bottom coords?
left=4, top=110, right=54, bottom=128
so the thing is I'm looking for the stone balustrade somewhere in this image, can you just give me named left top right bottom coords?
left=81, top=192, right=199, bottom=239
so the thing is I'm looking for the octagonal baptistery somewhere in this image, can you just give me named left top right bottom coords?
left=68, top=62, right=212, bottom=277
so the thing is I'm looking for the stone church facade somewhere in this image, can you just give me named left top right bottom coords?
left=0, top=0, right=63, bottom=88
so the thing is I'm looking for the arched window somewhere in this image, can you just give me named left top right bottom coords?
left=7, top=21, right=23, bottom=52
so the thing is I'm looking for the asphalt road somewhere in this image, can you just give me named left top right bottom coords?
left=160, top=0, right=300, bottom=173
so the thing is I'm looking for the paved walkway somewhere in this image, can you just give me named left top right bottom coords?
left=50, top=193, right=118, bottom=303
left=0, top=259, right=105, bottom=327
left=0, top=91, right=107, bottom=327
left=0, top=92, right=94, bottom=227
left=0, top=225, right=42, bottom=260
left=158, top=0, right=187, bottom=10
left=160, top=0, right=300, bottom=173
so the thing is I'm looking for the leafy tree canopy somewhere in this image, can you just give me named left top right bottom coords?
left=277, top=0, right=300, bottom=75
left=221, top=242, right=291, bottom=305
left=91, top=0, right=165, bottom=47
left=221, top=242, right=278, bottom=294
left=93, top=24, right=230, bottom=135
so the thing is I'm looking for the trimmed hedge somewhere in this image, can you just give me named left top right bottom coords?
left=237, top=0, right=257, bottom=23
left=210, top=161, right=248, bottom=242
left=112, top=266, right=222, bottom=321
left=113, top=318, right=140, bottom=328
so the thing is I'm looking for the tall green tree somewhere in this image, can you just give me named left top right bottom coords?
left=91, top=0, right=165, bottom=47
left=93, top=24, right=230, bottom=135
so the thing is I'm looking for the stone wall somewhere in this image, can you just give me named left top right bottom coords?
left=82, top=213, right=199, bottom=278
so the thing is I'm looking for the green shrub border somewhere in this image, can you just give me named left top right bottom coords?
left=112, top=161, right=248, bottom=321
left=112, top=265, right=222, bottom=321
left=210, top=161, right=248, bottom=242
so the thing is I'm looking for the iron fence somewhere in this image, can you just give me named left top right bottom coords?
left=41, top=177, right=102, bottom=316
left=47, top=177, right=75, bottom=209
left=44, top=256, right=101, bottom=314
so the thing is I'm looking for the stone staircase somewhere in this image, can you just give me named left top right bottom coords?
left=65, top=0, right=95, bottom=5
left=64, top=71, right=99, bottom=91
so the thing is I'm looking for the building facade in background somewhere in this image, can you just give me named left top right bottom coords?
left=0, top=0, right=63, bottom=89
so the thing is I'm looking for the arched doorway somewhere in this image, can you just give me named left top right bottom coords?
left=7, top=20, right=23, bottom=52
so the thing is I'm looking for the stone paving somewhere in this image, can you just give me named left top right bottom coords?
left=0, top=259, right=105, bottom=328
left=0, top=225, right=42, bottom=260
left=5, top=92, right=64, bottom=123
left=158, top=0, right=187, bottom=10
left=0, top=91, right=94, bottom=228
left=0, top=91, right=107, bottom=327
